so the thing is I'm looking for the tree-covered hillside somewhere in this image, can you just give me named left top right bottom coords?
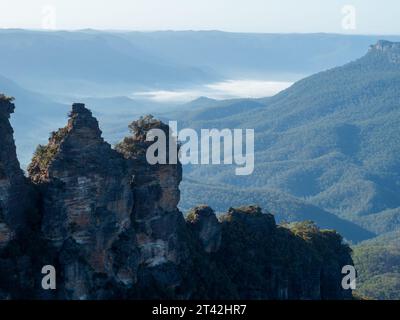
left=175, top=41, right=400, bottom=237
left=353, top=231, right=400, bottom=300
left=180, top=179, right=373, bottom=243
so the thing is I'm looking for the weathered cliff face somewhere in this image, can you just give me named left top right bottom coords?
left=0, top=96, right=39, bottom=300
left=118, top=117, right=183, bottom=262
left=186, top=206, right=222, bottom=253
left=116, top=116, right=196, bottom=298
left=369, top=40, right=400, bottom=64
left=28, top=104, right=137, bottom=299
left=0, top=97, right=32, bottom=247
left=0, top=100, right=354, bottom=300
left=210, top=206, right=353, bottom=300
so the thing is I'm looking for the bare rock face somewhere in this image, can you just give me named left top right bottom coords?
left=369, top=40, right=400, bottom=64
left=186, top=206, right=221, bottom=253
left=28, top=103, right=137, bottom=299
left=0, top=96, right=39, bottom=300
left=0, top=97, right=32, bottom=247
left=115, top=116, right=194, bottom=297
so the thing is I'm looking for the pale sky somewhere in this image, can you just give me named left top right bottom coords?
left=0, top=0, right=399, bottom=34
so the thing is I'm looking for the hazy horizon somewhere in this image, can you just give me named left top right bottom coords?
left=1, top=0, right=399, bottom=34
left=2, top=28, right=400, bottom=37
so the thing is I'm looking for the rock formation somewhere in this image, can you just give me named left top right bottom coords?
left=0, top=96, right=32, bottom=247
left=116, top=116, right=186, bottom=268
left=369, top=40, right=400, bottom=64
left=186, top=205, right=222, bottom=253
left=0, top=100, right=354, bottom=300
left=214, top=206, right=353, bottom=299
left=28, top=103, right=137, bottom=299
left=0, top=95, right=38, bottom=299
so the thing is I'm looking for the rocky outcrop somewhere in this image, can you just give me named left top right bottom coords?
left=0, top=96, right=32, bottom=247
left=117, top=116, right=184, bottom=266
left=213, top=206, right=353, bottom=299
left=0, top=95, right=38, bottom=300
left=369, top=40, right=400, bottom=64
left=0, top=101, right=354, bottom=300
left=28, top=103, right=137, bottom=299
left=186, top=205, right=221, bottom=253
left=115, top=115, right=197, bottom=298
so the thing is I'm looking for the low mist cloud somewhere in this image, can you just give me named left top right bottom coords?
left=133, top=79, right=292, bottom=102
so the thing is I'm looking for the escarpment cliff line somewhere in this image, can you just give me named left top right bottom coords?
left=0, top=98, right=354, bottom=300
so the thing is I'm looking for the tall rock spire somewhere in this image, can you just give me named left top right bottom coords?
left=28, top=103, right=137, bottom=299
left=0, top=96, right=32, bottom=247
left=115, top=116, right=193, bottom=297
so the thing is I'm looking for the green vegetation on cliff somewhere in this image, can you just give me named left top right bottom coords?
left=0, top=94, right=14, bottom=102
left=27, top=127, right=68, bottom=180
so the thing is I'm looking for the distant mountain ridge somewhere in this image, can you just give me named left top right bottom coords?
left=2, top=30, right=400, bottom=97
left=0, top=30, right=219, bottom=96
left=175, top=40, right=400, bottom=239
left=119, top=31, right=400, bottom=77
